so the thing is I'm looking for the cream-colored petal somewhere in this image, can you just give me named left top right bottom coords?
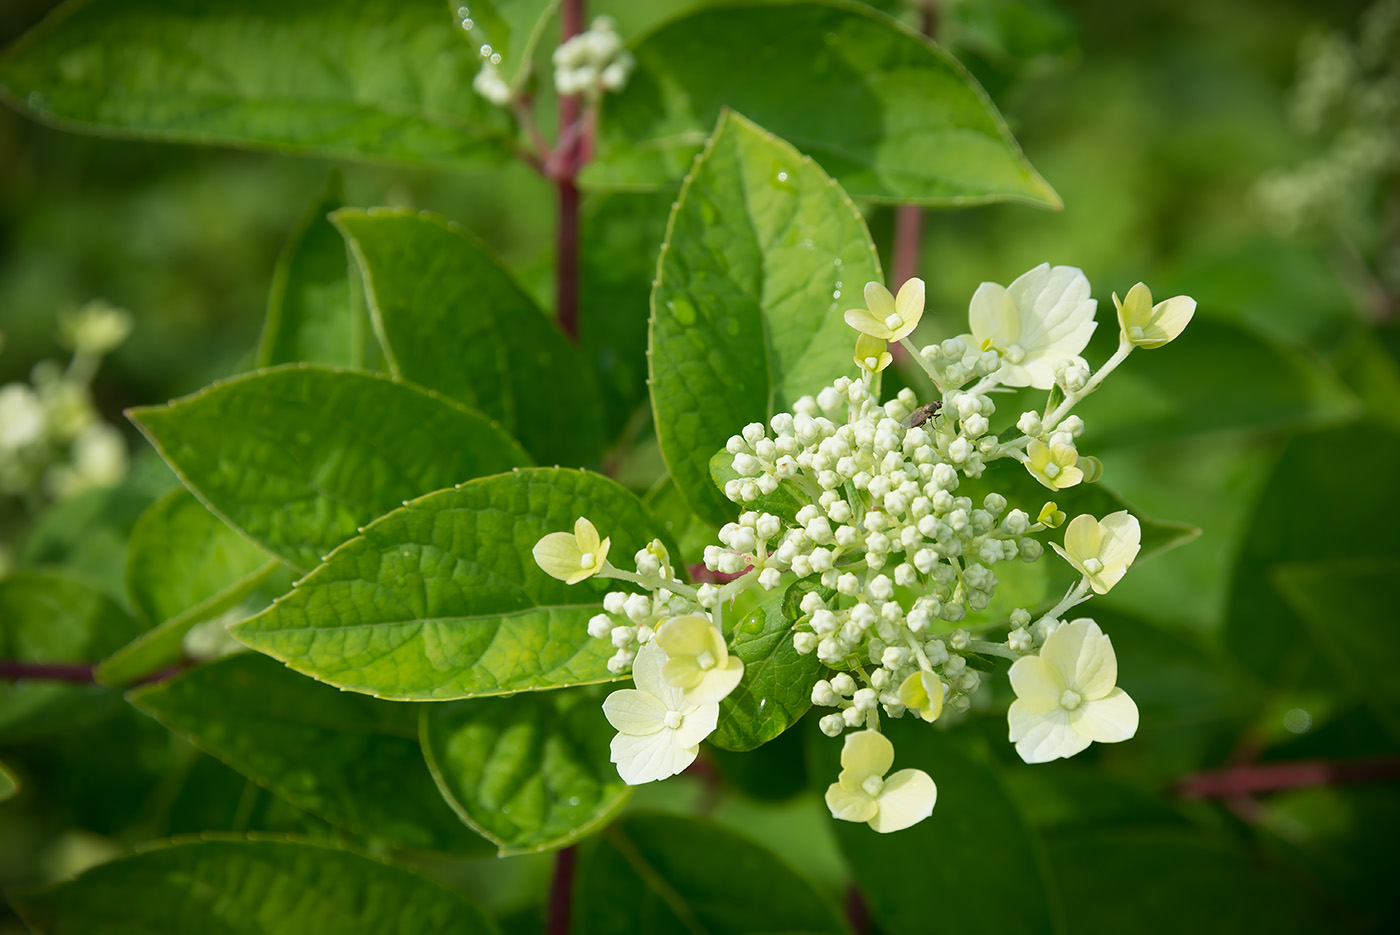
left=573, top=516, right=601, bottom=554
left=839, top=729, right=894, bottom=782
left=1089, top=561, right=1127, bottom=595
left=656, top=614, right=713, bottom=659
left=1041, top=619, right=1116, bottom=697
left=629, top=639, right=673, bottom=701
left=864, top=280, right=896, bottom=321
left=602, top=689, right=668, bottom=735
left=1114, top=282, right=1153, bottom=333
left=661, top=656, right=706, bottom=690
left=1012, top=265, right=1096, bottom=351
left=825, top=783, right=879, bottom=824
left=1008, top=656, right=1064, bottom=710
left=1146, top=296, right=1195, bottom=346
left=968, top=282, right=1017, bottom=346
left=844, top=307, right=893, bottom=339
left=1010, top=706, right=1090, bottom=763
left=610, top=729, right=696, bottom=784
left=674, top=700, right=720, bottom=747
left=1097, top=511, right=1141, bottom=568
left=854, top=333, right=892, bottom=372
left=683, top=657, right=745, bottom=705
left=1071, top=688, right=1139, bottom=743
left=532, top=532, right=584, bottom=581
left=870, top=769, right=937, bottom=833
left=1061, top=514, right=1101, bottom=564
left=895, top=277, right=925, bottom=321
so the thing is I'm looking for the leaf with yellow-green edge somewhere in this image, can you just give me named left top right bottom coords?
left=128, top=365, right=531, bottom=573
left=334, top=208, right=605, bottom=467
left=0, top=0, right=513, bottom=170
left=651, top=111, right=882, bottom=527
left=232, top=468, right=677, bottom=700
left=8, top=837, right=499, bottom=935
left=584, top=0, right=1058, bottom=207
left=129, top=653, right=492, bottom=855
left=420, top=686, right=629, bottom=855
left=256, top=174, right=367, bottom=369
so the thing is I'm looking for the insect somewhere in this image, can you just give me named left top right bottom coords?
left=901, top=400, right=943, bottom=429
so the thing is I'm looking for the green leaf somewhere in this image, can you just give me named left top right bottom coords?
left=0, top=759, right=17, bottom=802
left=420, top=687, right=629, bottom=855
left=232, top=468, right=675, bottom=700
left=256, top=174, right=366, bottom=368
left=830, top=727, right=1062, bottom=935
left=0, top=571, right=144, bottom=742
left=9, top=837, right=499, bottom=934
left=710, top=587, right=823, bottom=752
left=98, top=489, right=285, bottom=685
left=584, top=1, right=1058, bottom=207
left=334, top=208, right=605, bottom=467
left=128, top=653, right=490, bottom=854
left=448, top=0, right=559, bottom=88
left=0, top=0, right=513, bottom=170
left=128, top=365, right=531, bottom=572
left=581, top=191, right=675, bottom=437
left=573, top=812, right=849, bottom=935
left=1275, top=558, right=1400, bottom=743
left=651, top=111, right=882, bottom=526
left=641, top=477, right=716, bottom=570
left=124, top=488, right=279, bottom=627
left=1072, top=318, right=1359, bottom=450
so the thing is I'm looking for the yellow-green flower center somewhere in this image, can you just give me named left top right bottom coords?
left=1005, top=343, right=1026, bottom=364
left=663, top=711, right=683, bottom=729
left=1059, top=689, right=1083, bottom=711
left=1082, top=558, right=1103, bottom=575
left=579, top=552, right=595, bottom=568
left=861, top=775, right=884, bottom=797
left=696, top=650, right=716, bottom=671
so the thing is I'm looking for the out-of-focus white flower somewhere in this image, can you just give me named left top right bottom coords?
left=968, top=263, right=1097, bottom=389
left=59, top=300, right=132, bottom=356
left=1007, top=618, right=1138, bottom=763
left=472, top=62, right=512, bottom=105
left=603, top=639, right=719, bottom=784
left=44, top=422, right=127, bottom=500
left=1051, top=511, right=1141, bottom=594
left=0, top=383, right=45, bottom=451
left=1024, top=438, right=1083, bottom=490
left=824, top=729, right=936, bottom=833
left=654, top=614, right=744, bottom=704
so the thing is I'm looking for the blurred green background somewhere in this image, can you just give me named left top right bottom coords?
left=2, top=0, right=1397, bottom=932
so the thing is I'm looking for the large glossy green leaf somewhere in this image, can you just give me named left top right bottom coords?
left=9, top=837, right=499, bottom=934
left=830, top=727, right=1062, bottom=935
left=0, top=571, right=144, bottom=742
left=232, top=468, right=674, bottom=700
left=584, top=0, right=1058, bottom=206
left=0, top=0, right=513, bottom=169
left=334, top=208, right=605, bottom=467
left=651, top=111, right=882, bottom=526
left=420, top=687, right=629, bottom=855
left=129, top=365, right=531, bottom=572
left=710, top=587, right=824, bottom=752
left=256, top=176, right=365, bottom=368
left=124, top=488, right=277, bottom=627
left=129, top=653, right=490, bottom=854
left=573, top=812, right=849, bottom=934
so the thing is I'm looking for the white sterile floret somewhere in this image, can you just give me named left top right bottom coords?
left=824, top=730, right=937, bottom=833
left=533, top=517, right=610, bottom=584
left=1007, top=618, right=1139, bottom=763
left=0, top=383, right=46, bottom=451
left=844, top=279, right=925, bottom=341
left=1052, top=511, right=1142, bottom=594
left=655, top=614, right=744, bottom=705
left=603, top=640, right=719, bottom=784
left=1115, top=282, right=1196, bottom=349
left=472, top=62, right=512, bottom=105
left=968, top=263, right=1098, bottom=389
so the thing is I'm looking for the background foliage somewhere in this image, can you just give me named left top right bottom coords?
left=1, top=0, right=1397, bottom=933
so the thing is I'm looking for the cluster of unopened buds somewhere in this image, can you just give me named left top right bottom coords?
left=535, top=263, right=1196, bottom=832
left=472, top=15, right=634, bottom=106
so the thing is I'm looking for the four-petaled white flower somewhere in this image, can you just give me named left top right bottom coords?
left=1024, top=438, right=1084, bottom=490
left=969, top=263, right=1097, bottom=389
left=603, top=639, right=719, bottom=784
left=1114, top=282, right=1196, bottom=350
left=655, top=614, right=744, bottom=704
left=844, top=278, right=925, bottom=342
left=1008, top=618, right=1139, bottom=763
left=532, top=517, right=610, bottom=584
left=824, top=730, right=937, bottom=833
left=1051, top=511, right=1141, bottom=594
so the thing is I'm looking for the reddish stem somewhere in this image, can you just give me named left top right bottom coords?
left=548, top=845, right=578, bottom=935
left=0, top=661, right=97, bottom=683
left=1178, top=757, right=1400, bottom=799
left=553, top=0, right=588, bottom=344
left=844, top=884, right=872, bottom=935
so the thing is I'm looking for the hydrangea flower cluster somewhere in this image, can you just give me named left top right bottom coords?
left=535, top=263, right=1195, bottom=832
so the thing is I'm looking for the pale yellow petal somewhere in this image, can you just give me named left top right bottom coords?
left=573, top=516, right=601, bottom=554
left=839, top=729, right=894, bottom=783
left=1071, top=688, right=1139, bottom=744
left=825, top=783, right=879, bottom=824
left=844, top=307, right=893, bottom=339
left=1008, top=655, right=1064, bottom=710
left=1097, top=511, right=1141, bottom=569
left=870, top=769, right=937, bottom=833
left=683, top=657, right=745, bottom=705
left=610, top=729, right=696, bottom=784
left=532, top=532, right=584, bottom=581
left=863, top=280, right=896, bottom=321
left=602, top=689, right=668, bottom=736
left=1010, top=706, right=1088, bottom=763
left=1061, top=514, right=1101, bottom=565
left=674, top=700, right=720, bottom=747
